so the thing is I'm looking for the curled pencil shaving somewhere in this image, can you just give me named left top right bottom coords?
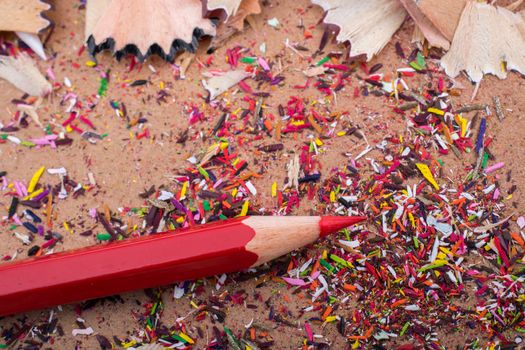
left=0, top=0, right=52, bottom=34
left=87, top=0, right=216, bottom=62
left=202, top=69, right=250, bottom=100
left=415, top=0, right=465, bottom=41
left=399, top=0, right=466, bottom=50
left=311, top=0, right=407, bottom=61
left=0, top=53, right=51, bottom=96
left=441, top=1, right=525, bottom=83
left=208, top=0, right=261, bottom=49
left=205, top=0, right=245, bottom=19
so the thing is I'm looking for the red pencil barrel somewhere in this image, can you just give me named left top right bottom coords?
left=0, top=215, right=366, bottom=316
left=0, top=218, right=257, bottom=316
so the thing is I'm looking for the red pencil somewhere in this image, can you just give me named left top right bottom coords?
left=0, top=215, right=365, bottom=316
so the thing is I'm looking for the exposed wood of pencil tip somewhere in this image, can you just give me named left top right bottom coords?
left=245, top=216, right=321, bottom=266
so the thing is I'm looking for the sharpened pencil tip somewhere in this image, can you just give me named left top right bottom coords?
left=319, top=216, right=367, bottom=238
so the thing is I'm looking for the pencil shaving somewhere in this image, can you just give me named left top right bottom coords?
left=0, top=53, right=51, bottom=96
left=209, top=0, right=261, bottom=49
left=417, top=0, right=466, bottom=41
left=0, top=0, right=52, bottom=34
left=400, top=0, right=466, bottom=50
left=17, top=101, right=44, bottom=128
left=202, top=69, right=250, bottom=100
left=205, top=0, right=244, bottom=19
left=507, top=0, right=524, bottom=11
left=311, top=0, right=406, bottom=61
left=15, top=32, right=47, bottom=60
left=87, top=0, right=216, bottom=62
left=441, top=1, right=525, bottom=83
left=518, top=10, right=525, bottom=37
left=411, top=26, right=425, bottom=45
left=402, top=0, right=448, bottom=49
left=174, top=51, right=195, bottom=78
